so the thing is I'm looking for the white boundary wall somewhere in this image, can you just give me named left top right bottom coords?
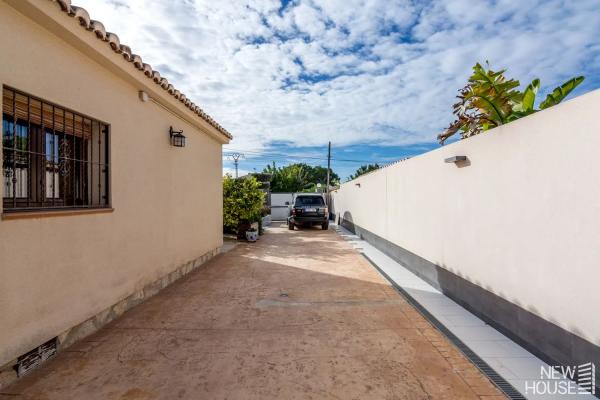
left=331, top=89, right=600, bottom=345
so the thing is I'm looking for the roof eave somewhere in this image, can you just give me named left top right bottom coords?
left=6, top=0, right=232, bottom=143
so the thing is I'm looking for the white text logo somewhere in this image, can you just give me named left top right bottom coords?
left=524, top=362, right=595, bottom=396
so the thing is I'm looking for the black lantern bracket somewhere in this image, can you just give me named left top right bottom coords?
left=169, top=126, right=186, bottom=147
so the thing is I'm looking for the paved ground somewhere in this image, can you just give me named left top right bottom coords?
left=2, top=225, right=505, bottom=400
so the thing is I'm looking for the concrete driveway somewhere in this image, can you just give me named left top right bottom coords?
left=2, top=225, right=504, bottom=400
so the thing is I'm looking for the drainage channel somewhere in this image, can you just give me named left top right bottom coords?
left=360, top=253, right=526, bottom=400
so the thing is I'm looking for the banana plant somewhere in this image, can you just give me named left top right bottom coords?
left=438, top=63, right=584, bottom=144
left=539, top=76, right=585, bottom=109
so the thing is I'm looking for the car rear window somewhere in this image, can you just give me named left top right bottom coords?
left=295, top=196, right=325, bottom=206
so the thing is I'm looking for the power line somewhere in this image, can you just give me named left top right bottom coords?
left=224, top=154, right=321, bottom=162
left=223, top=148, right=384, bottom=164
left=224, top=148, right=325, bottom=160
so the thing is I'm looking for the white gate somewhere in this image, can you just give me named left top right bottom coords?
left=270, top=192, right=294, bottom=221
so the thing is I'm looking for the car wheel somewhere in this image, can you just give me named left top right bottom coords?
left=322, top=222, right=329, bottom=230
left=288, top=222, right=294, bottom=230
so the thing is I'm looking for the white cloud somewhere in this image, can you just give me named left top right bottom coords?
left=73, top=0, right=600, bottom=152
left=223, top=167, right=252, bottom=177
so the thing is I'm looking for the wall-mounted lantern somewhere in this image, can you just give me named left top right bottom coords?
left=169, top=126, right=186, bottom=147
left=444, top=156, right=467, bottom=163
left=445, top=155, right=471, bottom=168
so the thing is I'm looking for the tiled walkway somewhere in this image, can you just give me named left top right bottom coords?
left=335, top=224, right=596, bottom=400
left=2, top=225, right=505, bottom=399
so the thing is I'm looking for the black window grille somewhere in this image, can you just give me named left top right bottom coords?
left=2, top=86, right=110, bottom=212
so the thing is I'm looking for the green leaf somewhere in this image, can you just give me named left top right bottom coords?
left=468, top=93, right=506, bottom=124
left=539, top=76, right=584, bottom=110
left=512, top=79, right=538, bottom=113
left=506, top=110, right=537, bottom=122
left=523, top=78, right=539, bottom=111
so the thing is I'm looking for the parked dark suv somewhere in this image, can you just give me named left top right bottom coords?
left=288, top=194, right=329, bottom=230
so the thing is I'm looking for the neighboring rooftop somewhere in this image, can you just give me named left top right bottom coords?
left=50, top=0, right=232, bottom=140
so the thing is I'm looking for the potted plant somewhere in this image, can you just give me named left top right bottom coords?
left=245, top=227, right=258, bottom=242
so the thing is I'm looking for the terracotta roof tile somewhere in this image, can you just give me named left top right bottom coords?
left=50, top=0, right=233, bottom=140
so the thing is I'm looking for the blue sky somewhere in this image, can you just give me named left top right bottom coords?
left=76, top=0, right=600, bottom=180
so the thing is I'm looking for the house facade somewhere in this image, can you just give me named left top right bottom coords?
left=0, top=0, right=230, bottom=383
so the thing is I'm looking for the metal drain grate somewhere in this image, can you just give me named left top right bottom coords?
left=361, top=253, right=526, bottom=400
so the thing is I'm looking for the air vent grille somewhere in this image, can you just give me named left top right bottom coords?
left=16, top=338, right=57, bottom=377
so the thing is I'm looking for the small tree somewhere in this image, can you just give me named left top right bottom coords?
left=438, top=62, right=584, bottom=144
left=349, top=164, right=380, bottom=180
left=223, top=175, right=265, bottom=237
left=263, top=163, right=339, bottom=192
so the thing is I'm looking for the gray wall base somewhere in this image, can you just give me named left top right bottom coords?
left=340, top=218, right=600, bottom=390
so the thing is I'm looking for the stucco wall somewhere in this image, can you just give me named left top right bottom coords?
left=332, top=88, right=600, bottom=347
left=0, top=1, right=226, bottom=365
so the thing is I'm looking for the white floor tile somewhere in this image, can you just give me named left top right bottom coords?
left=334, top=225, right=597, bottom=399
left=437, top=313, right=486, bottom=328
left=448, top=325, right=510, bottom=342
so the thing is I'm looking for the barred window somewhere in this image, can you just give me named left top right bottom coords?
left=2, top=87, right=110, bottom=212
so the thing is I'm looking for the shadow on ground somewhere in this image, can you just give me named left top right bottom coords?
left=1, top=226, right=504, bottom=400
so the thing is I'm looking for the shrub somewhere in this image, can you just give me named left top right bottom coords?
left=223, top=175, right=265, bottom=236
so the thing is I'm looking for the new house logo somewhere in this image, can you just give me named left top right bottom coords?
left=525, top=362, right=596, bottom=396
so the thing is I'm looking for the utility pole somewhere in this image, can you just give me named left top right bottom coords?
left=227, top=152, right=245, bottom=178
left=326, top=141, right=331, bottom=195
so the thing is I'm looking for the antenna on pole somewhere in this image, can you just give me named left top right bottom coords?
left=227, top=152, right=245, bottom=178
